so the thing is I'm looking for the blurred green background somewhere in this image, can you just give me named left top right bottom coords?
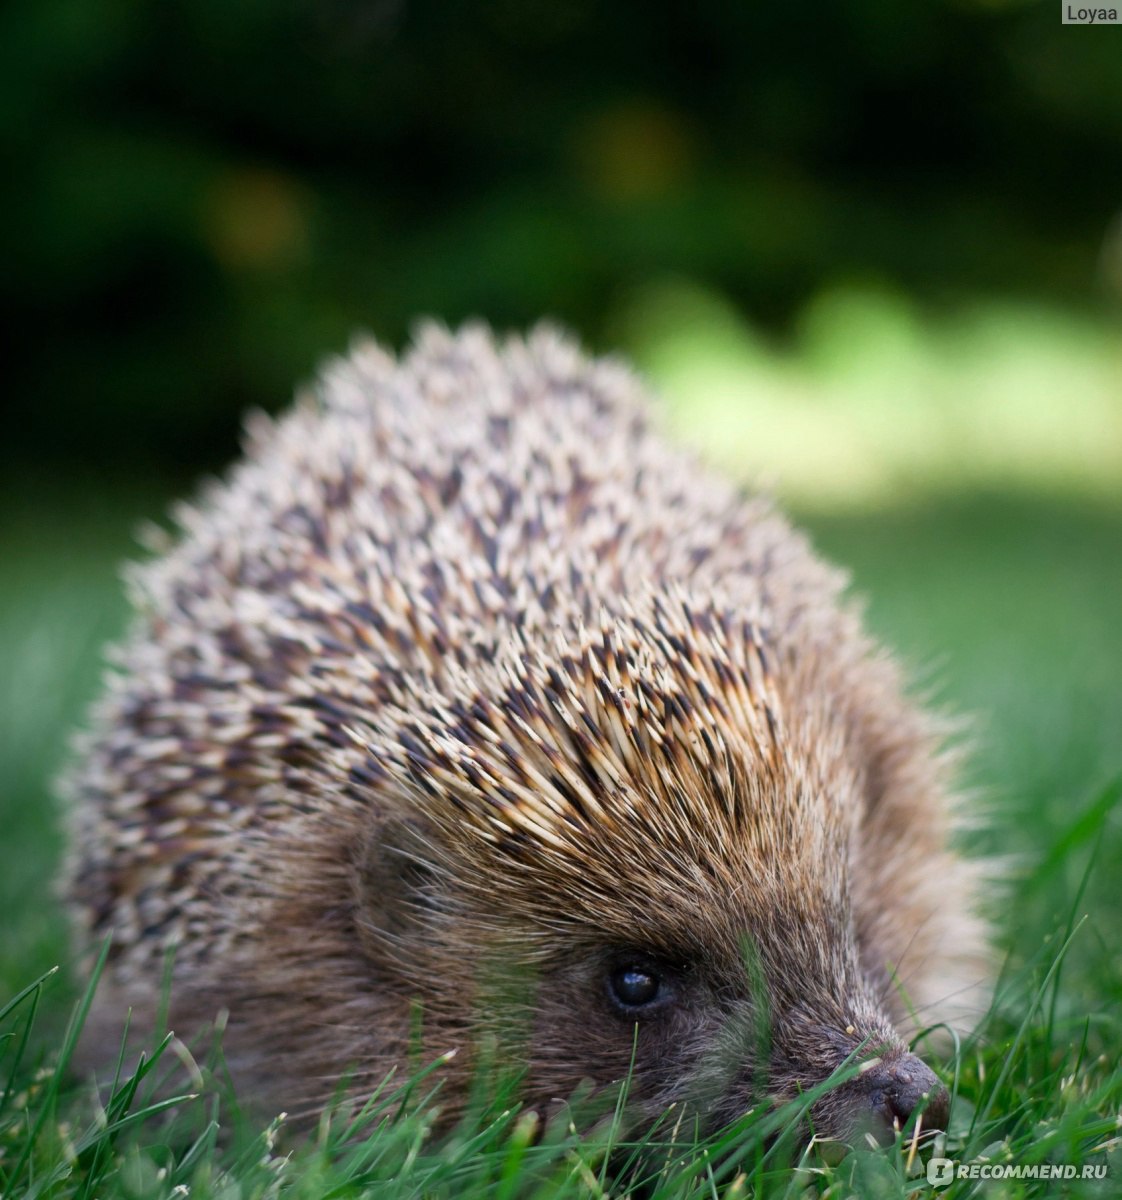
left=1, top=0, right=1120, bottom=1036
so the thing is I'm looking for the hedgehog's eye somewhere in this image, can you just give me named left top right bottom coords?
left=608, top=965, right=663, bottom=1012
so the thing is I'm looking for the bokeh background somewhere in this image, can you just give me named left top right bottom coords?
left=2, top=0, right=1120, bottom=1034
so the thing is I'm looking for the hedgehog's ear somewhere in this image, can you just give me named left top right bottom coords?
left=353, top=816, right=445, bottom=969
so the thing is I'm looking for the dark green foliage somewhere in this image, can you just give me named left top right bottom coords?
left=3, top=0, right=1121, bottom=477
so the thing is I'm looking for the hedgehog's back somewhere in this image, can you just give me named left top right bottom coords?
left=63, top=324, right=888, bottom=1101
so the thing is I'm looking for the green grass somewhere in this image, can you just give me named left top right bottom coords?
left=618, top=282, right=1122, bottom=509
left=1, top=474, right=1120, bottom=1197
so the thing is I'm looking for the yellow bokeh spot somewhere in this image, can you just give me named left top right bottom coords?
left=203, top=167, right=309, bottom=270
left=575, top=103, right=695, bottom=203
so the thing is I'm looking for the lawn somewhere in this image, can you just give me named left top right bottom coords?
left=1, top=334, right=1120, bottom=1196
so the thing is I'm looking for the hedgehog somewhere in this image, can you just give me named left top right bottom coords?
left=63, top=323, right=989, bottom=1149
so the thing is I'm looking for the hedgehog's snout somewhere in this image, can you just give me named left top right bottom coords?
left=837, top=1050, right=949, bottom=1145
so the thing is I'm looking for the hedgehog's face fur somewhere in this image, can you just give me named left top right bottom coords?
left=346, top=598, right=954, bottom=1144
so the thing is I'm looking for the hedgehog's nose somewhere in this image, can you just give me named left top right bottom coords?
left=856, top=1052, right=949, bottom=1144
